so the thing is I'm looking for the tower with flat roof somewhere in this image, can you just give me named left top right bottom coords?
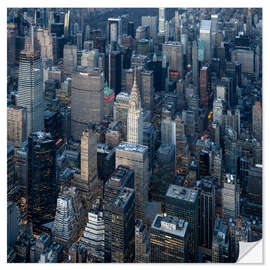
left=115, top=142, right=149, bottom=221
left=150, top=214, right=189, bottom=262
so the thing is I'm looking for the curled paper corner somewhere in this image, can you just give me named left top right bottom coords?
left=237, top=239, right=263, bottom=263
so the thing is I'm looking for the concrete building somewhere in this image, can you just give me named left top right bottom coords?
left=71, top=66, right=104, bottom=141
left=7, top=105, right=27, bottom=148
left=63, top=44, right=77, bottom=75
left=252, top=101, right=262, bottom=143
left=115, top=142, right=149, bottom=221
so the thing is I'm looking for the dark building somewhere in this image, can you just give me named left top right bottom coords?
left=127, top=21, right=135, bottom=39
left=45, top=79, right=58, bottom=103
left=8, top=145, right=17, bottom=202
left=97, top=144, right=115, bottom=184
left=165, top=185, right=199, bottom=262
left=152, top=144, right=176, bottom=201
left=111, top=187, right=135, bottom=263
left=104, top=165, right=134, bottom=262
left=245, top=165, right=262, bottom=218
left=27, top=132, right=57, bottom=233
left=198, top=178, right=216, bottom=250
left=105, top=51, right=122, bottom=95
left=200, top=65, right=210, bottom=109
left=50, top=23, right=64, bottom=37
left=199, top=150, right=211, bottom=178
left=93, top=37, right=106, bottom=53
left=150, top=214, right=189, bottom=263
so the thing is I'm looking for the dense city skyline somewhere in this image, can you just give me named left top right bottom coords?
left=6, top=7, right=262, bottom=263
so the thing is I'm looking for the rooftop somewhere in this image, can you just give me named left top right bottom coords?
left=152, top=214, right=188, bottom=238
left=166, top=185, right=198, bottom=203
left=225, top=174, right=236, bottom=184
left=116, top=141, right=148, bottom=154
left=108, top=165, right=133, bottom=187
left=113, top=187, right=134, bottom=209
left=200, top=20, right=211, bottom=31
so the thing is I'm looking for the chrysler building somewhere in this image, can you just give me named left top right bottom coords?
left=127, top=68, right=143, bottom=144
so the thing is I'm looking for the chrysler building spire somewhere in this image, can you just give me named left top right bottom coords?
left=127, top=67, right=143, bottom=144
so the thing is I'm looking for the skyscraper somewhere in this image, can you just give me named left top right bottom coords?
left=153, top=144, right=176, bottom=201
left=111, top=187, right=135, bottom=263
left=71, top=66, right=104, bottom=141
left=165, top=185, right=199, bottom=262
left=17, top=36, right=44, bottom=137
left=80, top=210, right=105, bottom=262
left=104, top=165, right=134, bottom=262
left=113, top=92, right=130, bottom=139
left=63, top=44, right=77, bottom=75
left=222, top=174, right=239, bottom=222
left=127, top=69, right=143, bottom=145
left=150, top=214, right=189, bottom=263
left=252, top=101, right=262, bottom=143
left=192, top=40, right=199, bottom=87
left=200, top=65, right=210, bottom=109
left=141, top=16, right=157, bottom=43
left=7, top=105, right=27, bottom=148
left=27, top=132, right=57, bottom=233
left=162, top=42, right=184, bottom=78
left=115, top=142, right=149, bottom=220
left=198, top=178, right=216, bottom=250
left=199, top=20, right=212, bottom=61
left=158, top=8, right=165, bottom=34
left=108, top=17, right=122, bottom=44
left=71, top=129, right=101, bottom=209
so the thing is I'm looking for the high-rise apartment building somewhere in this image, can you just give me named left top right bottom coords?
left=27, top=132, right=57, bottom=233
left=150, top=214, right=189, bottom=263
left=71, top=66, right=104, bottom=141
left=17, top=37, right=44, bottom=137
left=111, top=187, right=135, bottom=263
left=165, top=185, right=199, bottom=262
left=115, top=142, right=149, bottom=220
